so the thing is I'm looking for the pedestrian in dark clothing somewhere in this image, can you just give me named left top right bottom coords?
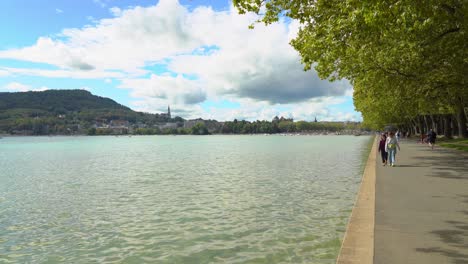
left=428, top=129, right=437, bottom=150
left=378, top=134, right=388, bottom=166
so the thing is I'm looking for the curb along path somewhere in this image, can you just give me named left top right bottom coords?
left=336, top=136, right=377, bottom=264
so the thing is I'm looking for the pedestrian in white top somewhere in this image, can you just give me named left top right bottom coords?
left=385, top=131, right=401, bottom=167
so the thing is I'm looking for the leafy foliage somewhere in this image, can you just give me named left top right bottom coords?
left=191, top=122, right=210, bottom=135
left=233, top=0, right=468, bottom=137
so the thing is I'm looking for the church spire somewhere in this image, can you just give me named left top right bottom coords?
left=167, top=105, right=171, bottom=119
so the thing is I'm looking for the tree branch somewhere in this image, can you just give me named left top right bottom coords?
left=371, top=64, right=417, bottom=79
left=422, top=27, right=460, bottom=46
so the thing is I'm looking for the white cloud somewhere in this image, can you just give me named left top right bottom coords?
left=4, top=82, right=31, bottom=92
left=3, top=82, right=49, bottom=92
left=79, top=86, right=92, bottom=91
left=1, top=67, right=125, bottom=79
left=0, top=69, right=10, bottom=77
left=109, top=7, right=121, bottom=16
left=216, top=98, right=361, bottom=122
left=93, top=0, right=107, bottom=8
left=0, top=1, right=201, bottom=74
left=119, top=74, right=207, bottom=105
left=344, top=88, right=354, bottom=97
left=0, top=0, right=360, bottom=121
left=130, top=94, right=360, bottom=122
left=55, top=8, right=63, bottom=14
left=86, top=16, right=97, bottom=23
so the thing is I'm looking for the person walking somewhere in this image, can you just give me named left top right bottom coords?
left=378, top=133, right=388, bottom=166
left=385, top=132, right=400, bottom=167
left=427, top=129, right=437, bottom=150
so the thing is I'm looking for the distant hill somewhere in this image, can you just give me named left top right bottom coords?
left=0, top=89, right=130, bottom=112
left=0, top=90, right=179, bottom=135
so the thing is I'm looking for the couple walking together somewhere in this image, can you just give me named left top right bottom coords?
left=378, top=132, right=401, bottom=167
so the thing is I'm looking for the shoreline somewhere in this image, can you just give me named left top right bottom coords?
left=336, top=135, right=377, bottom=263
left=0, top=132, right=372, bottom=137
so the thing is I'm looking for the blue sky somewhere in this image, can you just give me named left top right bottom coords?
left=0, top=0, right=361, bottom=121
left=0, top=0, right=229, bottom=48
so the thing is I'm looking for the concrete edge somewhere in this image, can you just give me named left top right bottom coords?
left=336, top=136, right=377, bottom=264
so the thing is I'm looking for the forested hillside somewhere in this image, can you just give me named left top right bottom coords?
left=0, top=89, right=130, bottom=112
left=0, top=90, right=175, bottom=135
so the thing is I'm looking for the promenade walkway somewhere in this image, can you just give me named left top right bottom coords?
left=374, top=139, right=468, bottom=263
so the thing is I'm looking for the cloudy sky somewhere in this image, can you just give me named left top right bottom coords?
left=0, top=0, right=362, bottom=121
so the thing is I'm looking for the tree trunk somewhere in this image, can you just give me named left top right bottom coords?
left=415, top=118, right=420, bottom=135
left=438, top=115, right=444, bottom=135
left=437, top=115, right=442, bottom=135
left=452, top=114, right=458, bottom=136
left=407, top=119, right=414, bottom=136
left=419, top=115, right=425, bottom=135
left=430, top=115, right=436, bottom=132
left=422, top=115, right=428, bottom=134
left=455, top=104, right=467, bottom=138
left=443, top=114, right=452, bottom=139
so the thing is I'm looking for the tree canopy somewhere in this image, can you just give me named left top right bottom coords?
left=234, top=0, right=467, bottom=137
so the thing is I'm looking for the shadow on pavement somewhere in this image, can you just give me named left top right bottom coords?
left=415, top=196, right=468, bottom=263
left=415, top=247, right=468, bottom=263
left=412, top=148, right=468, bottom=180
left=395, top=164, right=424, bottom=168
left=411, top=149, right=468, bottom=263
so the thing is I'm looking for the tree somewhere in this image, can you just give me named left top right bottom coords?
left=278, top=120, right=296, bottom=132
left=87, top=127, right=97, bottom=135
left=191, top=122, right=209, bottom=135
left=234, top=0, right=467, bottom=137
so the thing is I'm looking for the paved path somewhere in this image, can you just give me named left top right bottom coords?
left=374, top=139, right=468, bottom=264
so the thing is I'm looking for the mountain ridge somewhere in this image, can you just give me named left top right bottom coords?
left=0, top=89, right=177, bottom=135
left=0, top=89, right=131, bottom=112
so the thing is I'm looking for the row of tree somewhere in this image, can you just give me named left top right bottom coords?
left=2, top=117, right=364, bottom=136
left=234, top=0, right=467, bottom=138
left=0, top=112, right=178, bottom=135
left=219, top=119, right=361, bottom=134
left=125, top=119, right=364, bottom=136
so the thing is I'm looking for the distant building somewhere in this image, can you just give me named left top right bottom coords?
left=158, top=122, right=178, bottom=130
left=135, top=122, right=147, bottom=128
left=110, top=120, right=129, bottom=128
left=160, top=105, right=171, bottom=119
left=184, top=119, right=203, bottom=129
left=97, top=120, right=130, bottom=134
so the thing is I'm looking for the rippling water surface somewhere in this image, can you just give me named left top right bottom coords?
left=0, top=135, right=370, bottom=263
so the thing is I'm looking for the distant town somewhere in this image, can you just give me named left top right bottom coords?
left=0, top=90, right=368, bottom=136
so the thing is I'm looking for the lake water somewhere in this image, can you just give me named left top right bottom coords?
left=0, top=135, right=371, bottom=263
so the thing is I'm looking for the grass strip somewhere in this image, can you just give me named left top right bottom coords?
left=438, top=138, right=468, bottom=152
